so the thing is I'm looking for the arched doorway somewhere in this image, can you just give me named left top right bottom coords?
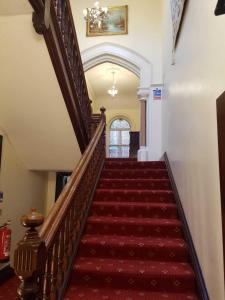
left=109, top=118, right=131, bottom=158
left=81, top=42, right=163, bottom=161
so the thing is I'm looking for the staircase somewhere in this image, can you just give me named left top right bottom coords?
left=64, top=158, right=199, bottom=300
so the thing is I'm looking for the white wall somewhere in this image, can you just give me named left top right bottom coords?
left=0, top=14, right=81, bottom=171
left=0, top=130, right=47, bottom=265
left=71, top=0, right=163, bottom=84
left=162, top=1, right=224, bottom=299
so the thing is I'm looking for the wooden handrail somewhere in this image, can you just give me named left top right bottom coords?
left=28, top=0, right=92, bottom=153
left=41, top=110, right=105, bottom=247
left=14, top=108, right=106, bottom=300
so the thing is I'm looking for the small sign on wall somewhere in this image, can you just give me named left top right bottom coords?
left=153, top=88, right=162, bottom=100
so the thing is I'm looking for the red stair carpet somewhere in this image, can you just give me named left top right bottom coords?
left=64, top=158, right=200, bottom=300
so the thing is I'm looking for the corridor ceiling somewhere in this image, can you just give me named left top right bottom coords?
left=85, top=62, right=139, bottom=110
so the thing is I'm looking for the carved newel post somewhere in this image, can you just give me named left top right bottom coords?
left=14, top=209, right=47, bottom=300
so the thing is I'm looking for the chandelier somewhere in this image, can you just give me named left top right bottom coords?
left=83, top=1, right=109, bottom=29
left=108, top=70, right=118, bottom=98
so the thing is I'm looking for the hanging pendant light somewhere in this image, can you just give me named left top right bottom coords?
left=108, top=70, right=118, bottom=98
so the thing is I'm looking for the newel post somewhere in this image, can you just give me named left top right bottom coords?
left=100, top=106, right=106, bottom=122
left=100, top=107, right=106, bottom=156
left=14, top=209, right=47, bottom=300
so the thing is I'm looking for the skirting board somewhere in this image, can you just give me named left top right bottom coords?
left=164, top=153, right=209, bottom=300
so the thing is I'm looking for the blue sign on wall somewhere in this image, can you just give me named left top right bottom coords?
left=153, top=88, right=162, bottom=100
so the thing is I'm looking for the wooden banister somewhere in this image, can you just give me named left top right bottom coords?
left=28, top=0, right=92, bottom=153
left=14, top=108, right=106, bottom=299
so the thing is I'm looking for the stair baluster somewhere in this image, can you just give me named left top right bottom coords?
left=14, top=109, right=106, bottom=299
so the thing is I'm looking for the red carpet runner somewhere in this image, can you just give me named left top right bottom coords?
left=64, top=158, right=199, bottom=300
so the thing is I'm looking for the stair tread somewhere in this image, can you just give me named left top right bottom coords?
left=102, top=168, right=168, bottom=171
left=73, top=257, right=195, bottom=278
left=101, top=168, right=169, bottom=177
left=98, top=179, right=172, bottom=191
left=96, top=189, right=174, bottom=194
left=64, top=286, right=199, bottom=300
left=100, top=178, right=171, bottom=182
left=65, top=159, right=199, bottom=299
left=87, top=216, right=182, bottom=225
left=93, top=201, right=177, bottom=208
left=104, top=161, right=166, bottom=167
left=81, top=234, right=187, bottom=248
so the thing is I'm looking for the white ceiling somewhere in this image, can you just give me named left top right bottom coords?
left=85, top=62, right=139, bottom=100
left=0, top=0, right=32, bottom=16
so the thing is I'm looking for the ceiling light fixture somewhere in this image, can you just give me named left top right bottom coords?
left=108, top=70, right=118, bottom=98
left=83, top=1, right=108, bottom=29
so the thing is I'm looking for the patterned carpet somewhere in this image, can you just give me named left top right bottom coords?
left=64, top=158, right=200, bottom=300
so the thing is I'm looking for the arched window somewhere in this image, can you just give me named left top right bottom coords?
left=109, top=118, right=131, bottom=158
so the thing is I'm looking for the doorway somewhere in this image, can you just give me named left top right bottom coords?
left=109, top=118, right=131, bottom=158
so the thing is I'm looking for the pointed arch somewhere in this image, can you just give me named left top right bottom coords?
left=81, top=42, right=152, bottom=87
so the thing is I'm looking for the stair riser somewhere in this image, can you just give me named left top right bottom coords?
left=94, top=190, right=175, bottom=203
left=91, top=205, right=178, bottom=219
left=101, top=170, right=169, bottom=179
left=86, top=222, right=183, bottom=239
left=98, top=180, right=171, bottom=190
left=104, top=162, right=167, bottom=170
left=70, top=271, right=196, bottom=293
left=65, top=286, right=199, bottom=300
left=78, top=244, right=189, bottom=262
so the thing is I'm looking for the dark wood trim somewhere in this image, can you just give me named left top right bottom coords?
left=55, top=172, right=71, bottom=201
left=164, top=153, right=210, bottom=300
left=28, top=0, right=44, bottom=14
left=215, top=0, right=225, bottom=16
left=0, top=265, right=14, bottom=285
left=28, top=0, right=92, bottom=153
left=175, top=0, right=188, bottom=48
left=58, top=158, right=105, bottom=300
left=216, top=91, right=225, bottom=280
left=14, top=110, right=106, bottom=299
left=0, top=135, right=2, bottom=168
left=43, top=26, right=88, bottom=153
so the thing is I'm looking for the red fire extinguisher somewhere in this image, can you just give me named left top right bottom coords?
left=0, top=220, right=11, bottom=263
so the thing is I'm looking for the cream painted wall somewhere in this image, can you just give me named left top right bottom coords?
left=71, top=0, right=163, bottom=84
left=162, top=1, right=224, bottom=299
left=0, top=130, right=47, bottom=266
left=0, top=14, right=81, bottom=171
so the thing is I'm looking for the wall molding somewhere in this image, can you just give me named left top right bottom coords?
left=164, top=152, right=210, bottom=300
left=81, top=42, right=152, bottom=88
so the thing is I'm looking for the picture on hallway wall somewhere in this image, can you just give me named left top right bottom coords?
left=86, top=5, right=128, bottom=37
left=170, top=0, right=186, bottom=49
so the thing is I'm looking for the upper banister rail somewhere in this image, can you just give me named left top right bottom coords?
left=28, top=0, right=92, bottom=153
left=15, top=108, right=106, bottom=300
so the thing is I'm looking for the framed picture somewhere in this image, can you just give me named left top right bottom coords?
left=170, top=0, right=186, bottom=49
left=215, top=0, right=225, bottom=16
left=87, top=5, right=128, bottom=37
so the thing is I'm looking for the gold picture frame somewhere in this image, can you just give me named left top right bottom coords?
left=86, top=5, right=128, bottom=37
